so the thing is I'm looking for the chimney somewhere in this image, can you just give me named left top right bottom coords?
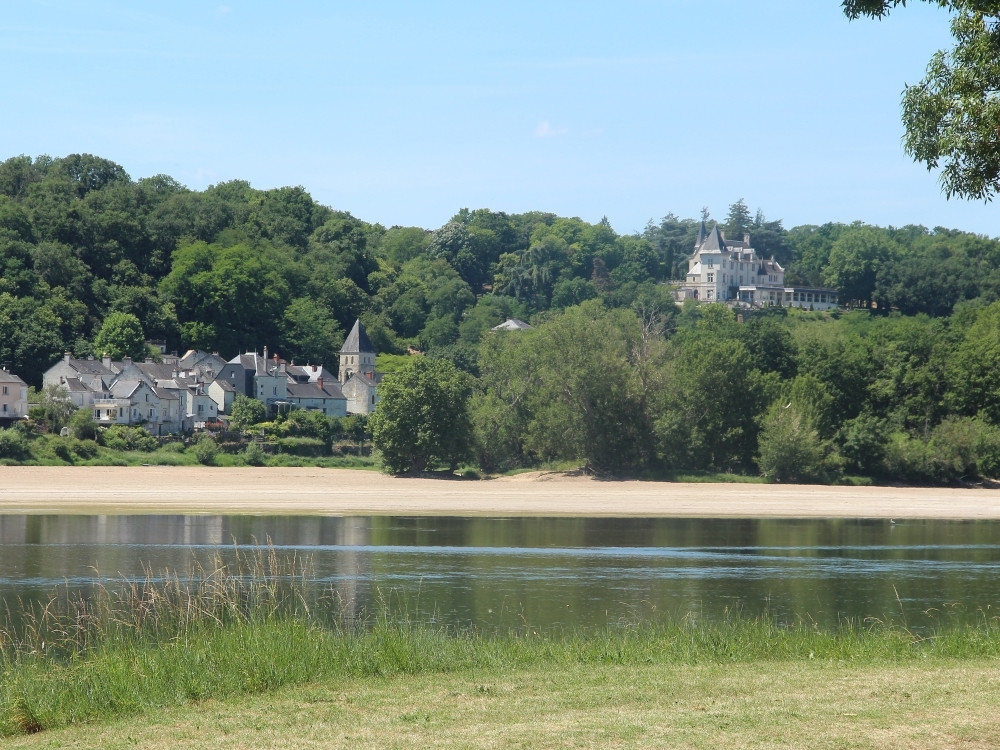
left=317, top=376, right=323, bottom=391
left=312, top=364, right=318, bottom=372
left=64, top=352, right=71, bottom=364
left=263, top=346, right=268, bottom=362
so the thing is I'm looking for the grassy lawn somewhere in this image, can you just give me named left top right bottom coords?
left=5, top=659, right=1000, bottom=749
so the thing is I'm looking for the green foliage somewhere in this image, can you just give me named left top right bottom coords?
left=757, top=401, right=828, bottom=483
left=101, top=425, right=157, bottom=452
left=2, top=152, right=1000, bottom=484
left=193, top=433, right=219, bottom=465
left=68, top=405, right=98, bottom=440
left=369, top=357, right=473, bottom=474
left=229, top=394, right=267, bottom=430
left=92, top=311, right=146, bottom=361
left=242, top=440, right=267, bottom=466
left=845, top=2, right=1000, bottom=201
left=0, top=429, right=30, bottom=461
left=36, top=384, right=77, bottom=434
left=275, top=436, right=328, bottom=457
left=654, top=336, right=770, bottom=473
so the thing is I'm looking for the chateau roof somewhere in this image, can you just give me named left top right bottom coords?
left=699, top=225, right=728, bottom=253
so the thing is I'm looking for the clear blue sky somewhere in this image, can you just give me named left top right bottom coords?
left=4, top=1, right=995, bottom=238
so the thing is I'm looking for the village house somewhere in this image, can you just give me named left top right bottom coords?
left=216, top=348, right=347, bottom=419
left=37, top=328, right=366, bottom=434
left=44, top=353, right=119, bottom=408
left=674, top=223, right=839, bottom=310
left=0, top=368, right=28, bottom=425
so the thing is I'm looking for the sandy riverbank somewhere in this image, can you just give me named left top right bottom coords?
left=0, top=466, right=999, bottom=518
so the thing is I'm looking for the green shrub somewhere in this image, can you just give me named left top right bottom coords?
left=101, top=425, right=157, bottom=452
left=242, top=441, right=266, bottom=466
left=68, top=409, right=98, bottom=441
left=275, top=436, right=328, bottom=457
left=69, top=439, right=99, bottom=460
left=0, top=430, right=30, bottom=461
left=193, top=434, right=218, bottom=465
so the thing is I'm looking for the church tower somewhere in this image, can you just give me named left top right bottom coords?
left=339, top=319, right=376, bottom=385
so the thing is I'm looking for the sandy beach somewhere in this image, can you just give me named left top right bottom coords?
left=0, top=465, right=998, bottom=518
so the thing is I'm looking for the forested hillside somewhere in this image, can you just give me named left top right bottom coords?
left=3, top=153, right=1000, bottom=482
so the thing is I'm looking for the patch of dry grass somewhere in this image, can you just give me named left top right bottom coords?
left=6, top=660, right=1000, bottom=749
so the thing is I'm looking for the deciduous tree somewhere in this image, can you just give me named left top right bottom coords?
left=844, top=1, right=1000, bottom=200
left=369, top=357, right=473, bottom=474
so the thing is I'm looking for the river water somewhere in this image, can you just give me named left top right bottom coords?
left=1, top=514, right=998, bottom=631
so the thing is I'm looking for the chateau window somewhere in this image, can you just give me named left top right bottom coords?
left=2, top=386, right=7, bottom=395
left=707, top=273, right=714, bottom=283
left=707, top=289, right=713, bottom=300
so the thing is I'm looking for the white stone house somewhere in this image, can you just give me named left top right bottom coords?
left=94, top=379, right=159, bottom=427
left=674, top=223, right=839, bottom=310
left=284, top=364, right=347, bottom=417
left=285, top=378, right=347, bottom=417
left=0, top=368, right=28, bottom=424
left=44, top=353, right=118, bottom=407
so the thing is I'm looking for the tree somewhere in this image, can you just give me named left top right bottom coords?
left=279, top=296, right=344, bottom=366
left=844, top=1, right=1000, bottom=200
left=653, top=337, right=770, bottom=473
left=93, top=311, right=147, bottom=362
left=368, top=357, right=473, bottom=474
left=757, top=401, right=828, bottom=483
left=229, top=394, right=267, bottom=430
left=36, top=383, right=77, bottom=433
left=723, top=198, right=753, bottom=241
left=823, top=225, right=901, bottom=308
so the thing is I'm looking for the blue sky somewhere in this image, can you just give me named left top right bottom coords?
left=4, top=1, right=996, bottom=237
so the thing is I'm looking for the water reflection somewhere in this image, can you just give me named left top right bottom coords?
left=0, top=515, right=998, bottom=631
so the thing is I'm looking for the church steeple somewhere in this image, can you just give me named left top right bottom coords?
left=339, top=319, right=376, bottom=384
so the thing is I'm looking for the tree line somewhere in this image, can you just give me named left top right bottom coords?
left=2, top=154, right=999, bottom=389
left=371, top=299, right=1000, bottom=483
left=2, top=153, right=1000, bottom=482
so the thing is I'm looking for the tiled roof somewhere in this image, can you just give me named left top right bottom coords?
left=0, top=369, right=25, bottom=384
left=287, top=381, right=346, bottom=399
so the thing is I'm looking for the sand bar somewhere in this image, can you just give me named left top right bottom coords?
left=0, top=466, right=998, bottom=518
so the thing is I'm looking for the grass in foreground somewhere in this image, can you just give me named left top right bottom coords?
left=7, top=659, right=1000, bottom=750
left=2, top=549, right=1000, bottom=745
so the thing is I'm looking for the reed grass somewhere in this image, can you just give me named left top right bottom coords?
left=2, top=546, right=999, bottom=737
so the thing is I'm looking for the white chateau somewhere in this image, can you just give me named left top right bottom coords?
left=674, top=223, right=838, bottom=310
